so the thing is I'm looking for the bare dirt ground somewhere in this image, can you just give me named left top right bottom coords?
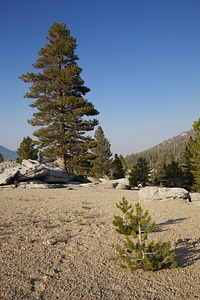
left=0, top=186, right=200, bottom=300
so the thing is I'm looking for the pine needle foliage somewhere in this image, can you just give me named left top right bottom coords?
left=188, top=118, right=200, bottom=192
left=113, top=197, right=177, bottom=271
left=91, top=126, right=112, bottom=178
left=19, top=23, right=99, bottom=171
left=17, top=136, right=38, bottom=163
left=110, top=154, right=125, bottom=179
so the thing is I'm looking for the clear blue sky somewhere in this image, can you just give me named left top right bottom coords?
left=0, top=0, right=200, bottom=156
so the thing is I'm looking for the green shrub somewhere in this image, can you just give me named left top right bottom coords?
left=112, top=197, right=177, bottom=271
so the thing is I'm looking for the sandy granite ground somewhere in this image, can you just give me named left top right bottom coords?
left=0, top=185, right=200, bottom=300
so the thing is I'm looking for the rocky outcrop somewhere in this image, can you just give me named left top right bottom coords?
left=42, top=168, right=69, bottom=183
left=0, top=161, right=19, bottom=174
left=15, top=164, right=48, bottom=182
left=0, top=160, right=70, bottom=185
left=139, top=187, right=190, bottom=202
left=0, top=167, right=19, bottom=185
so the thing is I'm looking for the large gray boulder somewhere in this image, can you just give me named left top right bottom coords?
left=189, top=193, right=200, bottom=205
left=22, top=160, right=70, bottom=183
left=0, top=161, right=19, bottom=174
left=115, top=183, right=130, bottom=190
left=139, top=186, right=189, bottom=202
left=0, top=167, right=20, bottom=185
left=42, top=167, right=69, bottom=183
left=114, top=177, right=130, bottom=189
left=0, top=162, right=48, bottom=185
left=15, top=164, right=48, bottom=182
left=21, top=159, right=40, bottom=168
left=0, top=160, right=70, bottom=185
left=97, top=177, right=130, bottom=189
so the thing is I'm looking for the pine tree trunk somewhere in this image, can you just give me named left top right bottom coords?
left=138, top=218, right=145, bottom=260
left=61, top=155, right=66, bottom=170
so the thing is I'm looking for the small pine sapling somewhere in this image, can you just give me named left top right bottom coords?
left=112, top=197, right=177, bottom=271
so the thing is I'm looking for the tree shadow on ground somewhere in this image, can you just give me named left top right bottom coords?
left=154, top=218, right=188, bottom=232
left=154, top=218, right=200, bottom=268
left=155, top=218, right=200, bottom=268
left=174, top=238, right=200, bottom=267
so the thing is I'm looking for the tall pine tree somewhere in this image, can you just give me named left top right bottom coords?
left=17, top=136, right=38, bottom=163
left=119, top=154, right=127, bottom=174
left=19, top=23, right=99, bottom=171
left=181, top=145, right=194, bottom=191
left=188, top=118, right=200, bottom=191
left=111, top=154, right=125, bottom=179
left=129, top=157, right=150, bottom=187
left=91, top=126, right=112, bottom=178
left=156, top=158, right=183, bottom=187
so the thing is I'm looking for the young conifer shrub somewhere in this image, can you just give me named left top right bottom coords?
left=112, top=197, right=177, bottom=271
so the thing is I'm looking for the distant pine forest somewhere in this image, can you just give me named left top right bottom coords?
left=125, top=129, right=195, bottom=170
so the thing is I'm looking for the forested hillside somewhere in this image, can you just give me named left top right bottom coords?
left=125, top=129, right=195, bottom=170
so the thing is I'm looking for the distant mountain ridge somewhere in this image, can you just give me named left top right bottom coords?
left=0, top=145, right=17, bottom=161
left=142, top=129, right=195, bottom=152
left=125, top=129, right=195, bottom=169
left=0, top=129, right=195, bottom=163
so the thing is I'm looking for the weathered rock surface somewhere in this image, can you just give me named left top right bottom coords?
left=0, top=167, right=19, bottom=185
left=21, top=159, right=40, bottom=168
left=115, top=183, right=130, bottom=190
left=139, top=186, right=190, bottom=202
left=0, top=161, right=19, bottom=174
left=42, top=168, right=69, bottom=183
left=15, top=164, right=48, bottom=182
left=190, top=193, right=200, bottom=205
left=97, top=177, right=130, bottom=190
left=0, top=160, right=70, bottom=185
